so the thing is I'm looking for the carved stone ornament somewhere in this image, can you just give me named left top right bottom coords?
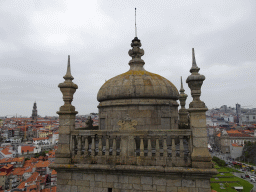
left=118, top=114, right=137, bottom=131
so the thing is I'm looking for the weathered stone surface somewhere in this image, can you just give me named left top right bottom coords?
left=107, top=175, right=119, bottom=183
left=157, top=185, right=166, bottom=191
left=193, top=137, right=208, bottom=148
left=119, top=176, right=128, bottom=184
left=182, top=179, right=195, bottom=188
left=178, top=187, right=189, bottom=192
left=142, top=184, right=156, bottom=190
left=167, top=179, right=181, bottom=187
left=133, top=184, right=142, bottom=190
left=56, top=185, right=71, bottom=192
left=95, top=174, right=107, bottom=182
left=77, top=186, right=90, bottom=192
left=198, top=188, right=211, bottom=192
left=167, top=186, right=178, bottom=192
left=72, top=173, right=83, bottom=180
left=103, top=182, right=114, bottom=188
left=128, top=176, right=140, bottom=184
left=57, top=172, right=71, bottom=180
left=83, top=173, right=94, bottom=181
left=121, top=183, right=132, bottom=189
left=76, top=180, right=89, bottom=186
left=196, top=179, right=210, bottom=188
left=153, top=177, right=166, bottom=185
left=189, top=188, right=198, bottom=192
left=70, top=186, right=77, bottom=192
left=192, top=128, right=207, bottom=138
left=141, top=176, right=152, bottom=185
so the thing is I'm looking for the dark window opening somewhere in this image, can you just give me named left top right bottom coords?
left=108, top=188, right=112, bottom=192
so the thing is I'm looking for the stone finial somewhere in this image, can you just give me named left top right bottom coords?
left=180, top=76, right=185, bottom=94
left=128, top=37, right=145, bottom=69
left=179, top=77, right=189, bottom=127
left=179, top=76, right=188, bottom=110
left=58, top=55, right=78, bottom=112
left=186, top=48, right=206, bottom=109
left=63, top=55, right=74, bottom=81
left=191, top=48, right=200, bottom=73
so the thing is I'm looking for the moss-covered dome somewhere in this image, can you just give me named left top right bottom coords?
left=97, top=70, right=178, bottom=102
left=97, top=37, right=179, bottom=102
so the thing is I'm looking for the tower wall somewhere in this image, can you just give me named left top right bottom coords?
left=56, top=169, right=212, bottom=192
left=98, top=99, right=179, bottom=131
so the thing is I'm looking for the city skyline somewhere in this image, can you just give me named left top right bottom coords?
left=0, top=0, right=256, bottom=116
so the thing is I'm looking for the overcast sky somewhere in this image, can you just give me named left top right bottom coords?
left=0, top=0, right=255, bottom=117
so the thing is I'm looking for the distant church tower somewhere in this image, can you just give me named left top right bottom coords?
left=32, top=102, right=38, bottom=120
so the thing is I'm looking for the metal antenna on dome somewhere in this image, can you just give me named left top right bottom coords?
left=135, top=8, right=137, bottom=37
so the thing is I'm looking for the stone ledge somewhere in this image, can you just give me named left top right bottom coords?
left=50, top=163, right=218, bottom=176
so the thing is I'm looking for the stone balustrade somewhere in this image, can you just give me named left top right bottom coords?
left=70, top=129, right=192, bottom=167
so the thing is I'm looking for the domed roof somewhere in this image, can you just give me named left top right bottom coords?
left=97, top=37, right=179, bottom=102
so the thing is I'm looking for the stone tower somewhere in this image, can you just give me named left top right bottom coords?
left=32, top=102, right=38, bottom=120
left=51, top=39, right=217, bottom=192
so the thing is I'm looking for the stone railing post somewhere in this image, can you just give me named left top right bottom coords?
left=55, top=56, right=78, bottom=164
left=163, top=136, right=168, bottom=157
left=140, top=136, right=144, bottom=156
left=186, top=48, right=212, bottom=168
left=147, top=137, right=152, bottom=157
left=171, top=136, right=176, bottom=158
left=112, top=136, right=117, bottom=156
left=77, top=135, right=82, bottom=156
left=155, top=137, right=160, bottom=157
left=84, top=136, right=88, bottom=156
left=105, top=136, right=110, bottom=156
left=91, top=136, right=95, bottom=156
left=179, top=136, right=184, bottom=158
left=98, top=135, right=103, bottom=156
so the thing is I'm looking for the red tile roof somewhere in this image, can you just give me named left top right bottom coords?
left=52, top=169, right=57, bottom=175
left=21, top=146, right=35, bottom=152
left=17, top=181, right=26, bottom=189
left=1, top=147, right=12, bottom=155
left=33, top=137, right=49, bottom=141
left=26, top=172, right=39, bottom=183
left=35, top=160, right=50, bottom=168
left=232, top=143, right=243, bottom=147
left=228, top=133, right=252, bottom=137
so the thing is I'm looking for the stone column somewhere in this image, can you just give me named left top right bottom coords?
left=186, top=49, right=212, bottom=168
left=55, top=55, right=78, bottom=164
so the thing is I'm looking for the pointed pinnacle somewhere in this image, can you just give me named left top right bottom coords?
left=63, top=55, right=74, bottom=80
left=180, top=76, right=185, bottom=93
left=181, top=76, right=184, bottom=89
left=192, top=48, right=198, bottom=68
left=190, top=48, right=200, bottom=73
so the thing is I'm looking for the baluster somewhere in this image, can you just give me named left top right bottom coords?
left=179, top=136, right=184, bottom=158
left=84, top=136, right=88, bottom=156
left=105, top=136, right=109, bottom=156
left=77, top=135, right=82, bottom=156
left=163, top=136, right=167, bottom=157
left=147, top=137, right=152, bottom=157
left=172, top=136, right=176, bottom=158
left=98, top=135, right=102, bottom=156
left=140, top=137, right=144, bottom=156
left=91, top=135, right=95, bottom=156
left=72, top=135, right=75, bottom=156
left=112, top=136, right=116, bottom=156
left=134, top=136, right=137, bottom=156
left=156, top=137, right=160, bottom=157
left=81, top=136, right=84, bottom=155
left=187, top=135, right=192, bottom=156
